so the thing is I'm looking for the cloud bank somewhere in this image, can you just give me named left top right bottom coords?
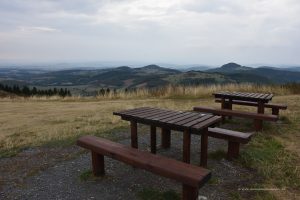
left=0, top=0, right=299, bottom=65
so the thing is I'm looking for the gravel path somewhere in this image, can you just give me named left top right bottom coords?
left=1, top=130, right=259, bottom=200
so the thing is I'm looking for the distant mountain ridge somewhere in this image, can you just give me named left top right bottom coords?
left=206, top=62, right=300, bottom=83
left=0, top=63, right=299, bottom=92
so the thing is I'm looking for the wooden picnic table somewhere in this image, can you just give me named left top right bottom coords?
left=113, top=107, right=221, bottom=167
left=213, top=91, right=273, bottom=114
left=213, top=91, right=274, bottom=130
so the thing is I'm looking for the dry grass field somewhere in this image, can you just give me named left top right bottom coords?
left=0, top=98, right=216, bottom=156
left=0, top=86, right=299, bottom=199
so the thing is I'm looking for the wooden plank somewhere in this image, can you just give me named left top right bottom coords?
left=150, top=126, right=156, bottom=154
left=115, top=107, right=158, bottom=118
left=161, top=128, right=171, bottom=148
left=227, top=142, right=240, bottom=160
left=200, top=128, right=208, bottom=167
left=131, top=109, right=169, bottom=118
left=207, top=127, right=253, bottom=143
left=248, top=93, right=258, bottom=97
left=149, top=111, right=181, bottom=121
left=120, top=115, right=187, bottom=132
left=159, top=112, right=192, bottom=123
left=260, top=93, right=269, bottom=99
left=191, top=116, right=221, bottom=131
left=193, top=106, right=278, bottom=121
left=252, top=93, right=263, bottom=98
left=182, top=185, right=198, bottom=200
left=214, top=91, right=270, bottom=103
left=77, top=136, right=212, bottom=188
left=255, top=93, right=266, bottom=99
left=175, top=113, right=207, bottom=126
left=91, top=151, right=105, bottom=176
left=215, top=99, right=287, bottom=109
left=165, top=112, right=199, bottom=124
left=183, top=129, right=191, bottom=163
left=265, top=93, right=273, bottom=100
left=131, top=121, right=138, bottom=148
left=181, top=115, right=213, bottom=128
left=119, top=108, right=173, bottom=122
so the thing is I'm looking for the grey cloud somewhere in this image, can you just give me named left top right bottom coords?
left=0, top=0, right=300, bottom=65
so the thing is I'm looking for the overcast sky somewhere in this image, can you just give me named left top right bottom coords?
left=0, top=0, right=300, bottom=66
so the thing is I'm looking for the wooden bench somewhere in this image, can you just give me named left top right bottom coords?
left=208, top=128, right=253, bottom=160
left=215, top=99, right=287, bottom=115
left=193, top=106, right=278, bottom=131
left=77, top=136, right=211, bottom=200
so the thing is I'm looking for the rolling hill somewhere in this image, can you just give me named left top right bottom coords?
left=0, top=63, right=300, bottom=94
left=206, top=63, right=300, bottom=83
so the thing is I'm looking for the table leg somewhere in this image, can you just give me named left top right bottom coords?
left=150, top=126, right=156, bottom=154
left=161, top=128, right=171, bottom=148
left=227, top=141, right=240, bottom=160
left=200, top=128, right=208, bottom=167
left=91, top=151, right=105, bottom=176
left=228, top=98, right=233, bottom=119
left=182, top=184, right=198, bottom=200
left=221, top=98, right=226, bottom=121
left=183, top=129, right=191, bottom=163
left=130, top=121, right=138, bottom=148
left=254, top=101, right=265, bottom=131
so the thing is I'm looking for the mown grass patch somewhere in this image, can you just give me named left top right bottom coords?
left=79, top=170, right=93, bottom=181
left=239, top=133, right=300, bottom=190
left=0, top=125, right=128, bottom=159
left=208, top=176, right=220, bottom=185
left=209, top=149, right=227, bottom=161
left=0, top=147, right=19, bottom=158
left=137, top=188, right=180, bottom=200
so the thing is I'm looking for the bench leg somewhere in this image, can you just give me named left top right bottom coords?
left=183, top=129, right=191, bottom=163
left=221, top=98, right=226, bottom=121
left=150, top=126, right=156, bottom=154
left=182, top=184, right=199, bottom=200
left=272, top=108, right=279, bottom=115
left=255, top=101, right=265, bottom=131
left=200, top=128, right=208, bottom=168
left=228, top=99, right=233, bottom=119
left=227, top=141, right=240, bottom=160
left=91, top=151, right=105, bottom=176
left=131, top=121, right=138, bottom=148
left=161, top=128, right=171, bottom=149
left=254, top=119, right=263, bottom=131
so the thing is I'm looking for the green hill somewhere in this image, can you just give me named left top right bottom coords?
left=1, top=63, right=300, bottom=92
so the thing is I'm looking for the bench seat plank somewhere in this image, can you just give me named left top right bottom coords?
left=208, top=127, right=253, bottom=143
left=215, top=99, right=287, bottom=109
left=77, top=135, right=211, bottom=188
left=207, top=128, right=254, bottom=159
left=193, top=106, right=278, bottom=121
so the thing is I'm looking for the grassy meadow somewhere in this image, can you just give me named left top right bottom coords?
left=0, top=83, right=299, bottom=199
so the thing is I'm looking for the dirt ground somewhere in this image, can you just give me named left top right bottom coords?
left=1, top=129, right=263, bottom=200
left=1, top=95, right=299, bottom=199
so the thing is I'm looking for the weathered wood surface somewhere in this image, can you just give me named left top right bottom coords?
left=207, top=127, right=253, bottom=143
left=213, top=91, right=273, bottom=103
left=114, top=107, right=221, bottom=134
left=193, top=106, right=278, bottom=121
left=114, top=107, right=221, bottom=167
left=77, top=136, right=211, bottom=200
left=207, top=127, right=254, bottom=160
left=215, top=99, right=287, bottom=109
left=215, top=99, right=287, bottom=116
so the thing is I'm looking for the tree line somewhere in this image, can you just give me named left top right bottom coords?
left=98, top=88, right=133, bottom=96
left=0, top=84, right=71, bottom=97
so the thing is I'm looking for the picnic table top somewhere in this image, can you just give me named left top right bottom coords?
left=113, top=107, right=221, bottom=133
left=213, top=91, right=273, bottom=103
